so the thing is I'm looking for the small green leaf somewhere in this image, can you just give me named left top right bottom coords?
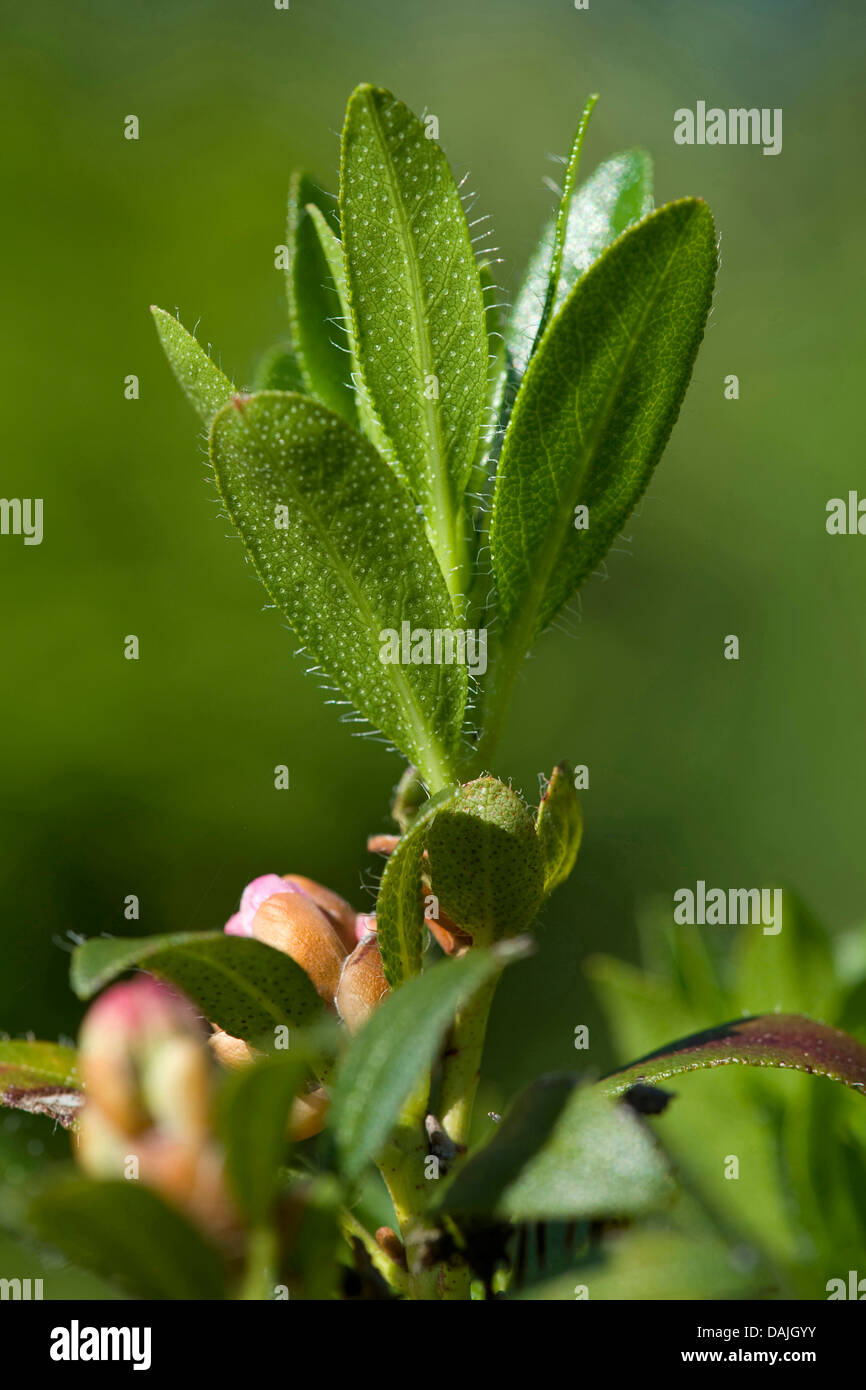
left=438, top=1075, right=672, bottom=1221
left=600, top=1015, right=866, bottom=1098
left=219, top=1054, right=309, bottom=1224
left=70, top=931, right=322, bottom=1047
left=252, top=341, right=307, bottom=393
left=30, top=1178, right=227, bottom=1300
left=151, top=306, right=234, bottom=422
left=340, top=84, right=488, bottom=595
left=286, top=173, right=358, bottom=425
left=530, top=95, right=598, bottom=354
left=331, top=940, right=529, bottom=1182
left=306, top=203, right=389, bottom=456
left=425, top=777, right=545, bottom=942
left=209, top=391, right=466, bottom=789
left=491, top=199, right=716, bottom=647
left=508, top=149, right=654, bottom=376
left=376, top=785, right=458, bottom=987
left=536, top=762, right=583, bottom=893
left=0, top=1040, right=81, bottom=1129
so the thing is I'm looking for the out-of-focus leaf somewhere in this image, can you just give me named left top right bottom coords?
left=491, top=200, right=717, bottom=649
left=425, top=777, right=544, bottom=943
left=516, top=1227, right=768, bottom=1301
left=508, top=149, right=654, bottom=375
left=252, top=341, right=307, bottom=393
left=438, top=1075, right=672, bottom=1221
left=209, top=392, right=466, bottom=790
left=151, top=306, right=234, bottom=422
left=733, top=891, right=836, bottom=1021
left=340, top=84, right=488, bottom=594
left=70, top=931, right=322, bottom=1047
left=286, top=173, right=358, bottom=424
left=29, top=1178, right=227, bottom=1300
left=219, top=1054, right=309, bottom=1224
left=535, top=762, right=583, bottom=893
left=331, top=940, right=530, bottom=1182
left=0, top=1040, right=82, bottom=1129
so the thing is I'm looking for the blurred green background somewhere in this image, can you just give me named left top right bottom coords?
left=1, top=0, right=864, bottom=1255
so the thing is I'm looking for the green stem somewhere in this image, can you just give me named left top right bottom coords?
left=238, top=1225, right=279, bottom=1300
left=439, top=975, right=499, bottom=1148
left=339, top=1209, right=410, bottom=1296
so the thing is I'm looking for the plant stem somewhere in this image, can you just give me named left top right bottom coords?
left=339, top=1208, right=409, bottom=1296
left=438, top=975, right=499, bottom=1148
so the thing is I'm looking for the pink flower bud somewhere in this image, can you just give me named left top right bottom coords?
left=79, top=976, right=211, bottom=1139
left=225, top=873, right=293, bottom=936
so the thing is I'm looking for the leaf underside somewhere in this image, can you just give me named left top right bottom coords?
left=0, top=1040, right=82, bottom=1128
left=601, top=1014, right=866, bottom=1097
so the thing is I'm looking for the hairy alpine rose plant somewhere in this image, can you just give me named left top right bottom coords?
left=4, top=84, right=866, bottom=1302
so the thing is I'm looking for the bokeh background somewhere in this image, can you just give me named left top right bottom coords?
left=1, top=0, right=864, bottom=1284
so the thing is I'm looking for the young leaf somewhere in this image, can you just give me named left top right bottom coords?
left=305, top=204, right=390, bottom=457
left=530, top=94, right=598, bottom=354
left=286, top=173, right=358, bottom=425
left=491, top=199, right=717, bottom=648
left=70, top=931, right=323, bottom=1047
left=600, top=1015, right=866, bottom=1098
left=29, top=1178, right=226, bottom=1300
left=425, top=777, right=545, bottom=943
left=252, top=341, right=307, bottom=393
left=331, top=940, right=530, bottom=1182
left=437, top=1075, right=672, bottom=1221
left=376, top=784, right=458, bottom=988
left=340, top=84, right=488, bottom=595
left=535, top=762, right=583, bottom=893
left=0, top=1040, right=82, bottom=1129
left=508, top=149, right=654, bottom=376
left=151, top=306, right=234, bottom=422
left=219, top=1054, right=309, bottom=1225
left=209, top=391, right=466, bottom=789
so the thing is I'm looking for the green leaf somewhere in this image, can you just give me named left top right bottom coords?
left=535, top=762, right=583, bottom=893
left=508, top=149, right=654, bottom=376
left=286, top=173, right=358, bottom=425
left=151, top=306, right=234, bottom=422
left=70, top=931, right=322, bottom=1047
left=492, top=199, right=716, bottom=648
left=252, top=341, right=307, bottom=393
left=30, top=1179, right=226, bottom=1300
left=425, top=777, right=544, bottom=943
left=375, top=788, right=456, bottom=987
left=437, top=1075, right=672, bottom=1221
left=340, top=84, right=488, bottom=595
left=209, top=391, right=466, bottom=789
left=733, top=891, right=837, bottom=1021
left=600, top=1015, right=866, bottom=1098
left=516, top=1227, right=766, bottom=1301
left=305, top=203, right=390, bottom=456
left=0, top=1040, right=82, bottom=1129
left=219, top=1054, right=309, bottom=1224
left=528, top=95, right=598, bottom=354
left=331, top=940, right=529, bottom=1182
